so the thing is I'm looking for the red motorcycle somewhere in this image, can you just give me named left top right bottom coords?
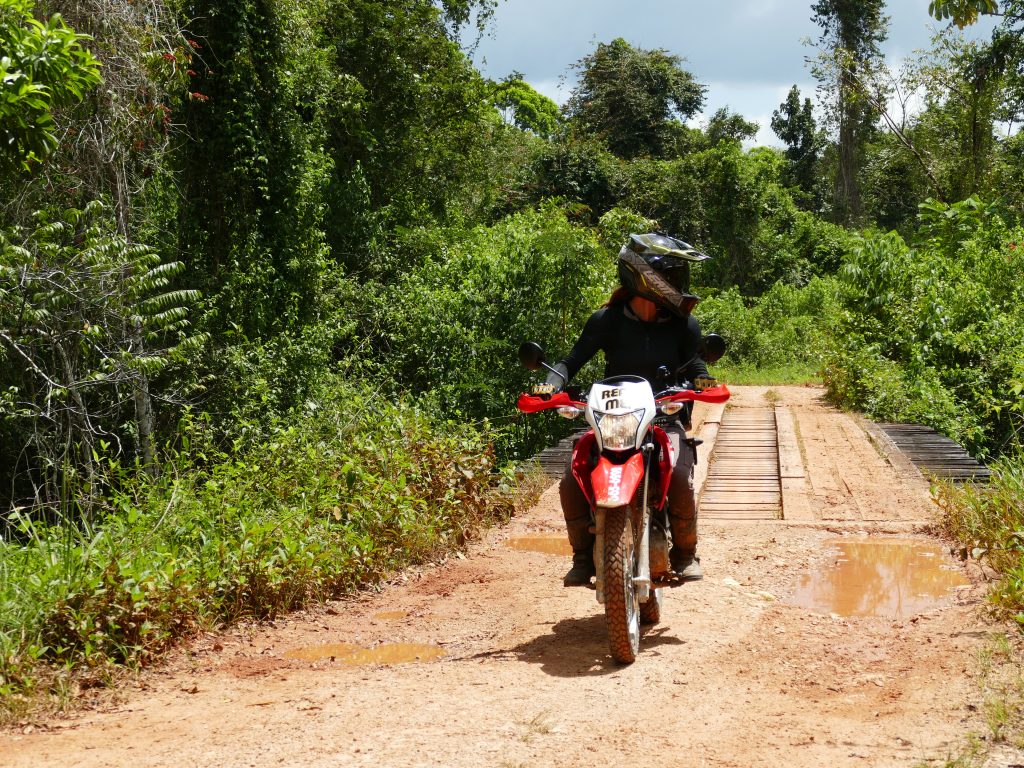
left=518, top=342, right=730, bottom=663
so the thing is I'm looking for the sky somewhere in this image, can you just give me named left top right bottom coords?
left=468, top=0, right=999, bottom=146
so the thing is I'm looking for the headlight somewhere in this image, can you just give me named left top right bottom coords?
left=596, top=410, right=643, bottom=450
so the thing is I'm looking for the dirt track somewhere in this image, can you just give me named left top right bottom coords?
left=0, top=386, right=1004, bottom=768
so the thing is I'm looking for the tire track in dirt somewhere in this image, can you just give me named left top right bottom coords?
left=0, top=386, right=999, bottom=768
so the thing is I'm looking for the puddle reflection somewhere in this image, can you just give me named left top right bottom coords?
left=284, top=642, right=445, bottom=665
left=507, top=535, right=573, bottom=557
left=790, top=538, right=967, bottom=619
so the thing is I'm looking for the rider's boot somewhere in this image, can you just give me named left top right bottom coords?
left=563, top=515, right=596, bottom=587
left=669, top=514, right=703, bottom=581
left=561, top=469, right=596, bottom=587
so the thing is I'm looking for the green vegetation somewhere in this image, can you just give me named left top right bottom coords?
left=0, top=0, right=100, bottom=170
left=936, top=458, right=1024, bottom=627
left=824, top=198, right=1024, bottom=455
left=3, top=0, right=1024, bottom=724
left=0, top=378, right=538, bottom=714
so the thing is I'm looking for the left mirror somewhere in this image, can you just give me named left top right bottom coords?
left=518, top=341, right=545, bottom=371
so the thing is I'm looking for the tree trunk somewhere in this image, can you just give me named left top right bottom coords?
left=132, top=319, right=158, bottom=478
left=835, top=69, right=861, bottom=224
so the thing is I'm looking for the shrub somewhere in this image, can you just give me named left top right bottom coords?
left=345, top=204, right=613, bottom=460
left=0, top=376, right=538, bottom=708
left=823, top=201, right=1024, bottom=454
left=697, top=278, right=840, bottom=376
left=935, top=454, right=1024, bottom=627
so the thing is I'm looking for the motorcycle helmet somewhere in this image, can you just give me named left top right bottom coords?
left=618, top=233, right=710, bottom=317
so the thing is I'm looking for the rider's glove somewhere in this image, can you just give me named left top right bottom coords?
left=544, top=363, right=569, bottom=391
left=531, top=363, right=568, bottom=398
left=693, top=376, right=718, bottom=392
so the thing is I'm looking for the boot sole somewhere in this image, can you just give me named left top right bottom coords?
left=563, top=575, right=596, bottom=588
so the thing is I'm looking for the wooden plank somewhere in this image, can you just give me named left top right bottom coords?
left=699, top=406, right=781, bottom=520
left=877, top=422, right=990, bottom=484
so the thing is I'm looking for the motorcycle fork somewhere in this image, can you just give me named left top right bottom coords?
left=634, top=443, right=655, bottom=603
left=594, top=509, right=605, bottom=604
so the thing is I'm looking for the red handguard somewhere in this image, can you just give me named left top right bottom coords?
left=657, top=383, right=731, bottom=405
left=517, top=391, right=587, bottom=413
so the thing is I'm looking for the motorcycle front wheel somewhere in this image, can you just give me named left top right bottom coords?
left=603, top=505, right=640, bottom=664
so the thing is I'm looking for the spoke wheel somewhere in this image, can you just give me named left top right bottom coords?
left=640, top=587, right=663, bottom=625
left=603, top=505, right=640, bottom=664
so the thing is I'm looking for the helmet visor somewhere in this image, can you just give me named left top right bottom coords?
left=620, top=250, right=700, bottom=317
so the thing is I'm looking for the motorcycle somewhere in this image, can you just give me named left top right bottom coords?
left=517, top=340, right=730, bottom=664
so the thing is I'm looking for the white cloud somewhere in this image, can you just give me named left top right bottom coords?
left=528, top=78, right=572, bottom=107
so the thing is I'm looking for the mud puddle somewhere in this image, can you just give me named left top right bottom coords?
left=507, top=534, right=572, bottom=556
left=790, top=538, right=967, bottom=619
left=283, top=642, right=445, bottom=665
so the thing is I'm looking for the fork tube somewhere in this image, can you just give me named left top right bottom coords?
left=635, top=446, right=653, bottom=602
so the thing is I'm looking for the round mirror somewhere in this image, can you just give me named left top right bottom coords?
left=700, top=333, right=726, bottom=364
left=518, top=341, right=546, bottom=371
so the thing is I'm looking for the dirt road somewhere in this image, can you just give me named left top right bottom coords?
left=0, top=387, right=1000, bottom=767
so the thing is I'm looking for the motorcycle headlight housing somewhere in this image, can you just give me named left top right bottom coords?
left=595, top=410, right=643, bottom=451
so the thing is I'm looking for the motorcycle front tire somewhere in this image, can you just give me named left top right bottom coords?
left=603, top=505, right=640, bottom=664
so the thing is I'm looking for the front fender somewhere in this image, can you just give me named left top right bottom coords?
left=591, top=453, right=645, bottom=509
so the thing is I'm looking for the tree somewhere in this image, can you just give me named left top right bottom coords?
left=0, top=0, right=100, bottom=173
left=490, top=73, right=560, bottom=138
left=318, top=0, right=496, bottom=270
left=812, top=0, right=890, bottom=223
left=705, top=107, right=758, bottom=147
left=771, top=85, right=821, bottom=198
left=0, top=201, right=203, bottom=509
left=929, top=0, right=1000, bottom=28
left=564, top=38, right=706, bottom=159
left=914, top=33, right=1004, bottom=200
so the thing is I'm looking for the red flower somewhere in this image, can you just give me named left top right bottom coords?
left=162, top=53, right=176, bottom=61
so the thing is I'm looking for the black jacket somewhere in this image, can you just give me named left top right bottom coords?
left=558, top=303, right=709, bottom=387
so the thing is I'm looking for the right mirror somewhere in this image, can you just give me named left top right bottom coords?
left=700, top=333, right=726, bottom=365
left=518, top=341, right=546, bottom=371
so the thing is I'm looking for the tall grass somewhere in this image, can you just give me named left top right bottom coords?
left=0, top=377, right=541, bottom=715
left=935, top=454, right=1024, bottom=628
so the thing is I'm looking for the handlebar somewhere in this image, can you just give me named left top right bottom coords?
left=517, top=391, right=587, bottom=413
left=517, top=384, right=731, bottom=413
left=657, top=383, right=731, bottom=404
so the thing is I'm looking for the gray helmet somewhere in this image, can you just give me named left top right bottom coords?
left=617, top=233, right=710, bottom=317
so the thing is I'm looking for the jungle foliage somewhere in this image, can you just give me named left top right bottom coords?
left=4, top=0, right=1024, bottom=707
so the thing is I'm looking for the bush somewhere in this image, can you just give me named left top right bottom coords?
left=696, top=278, right=840, bottom=379
left=936, top=454, right=1024, bottom=628
left=345, top=204, right=614, bottom=460
left=0, top=376, right=538, bottom=708
left=823, top=200, right=1024, bottom=455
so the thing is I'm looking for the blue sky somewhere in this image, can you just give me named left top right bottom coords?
left=469, top=0, right=998, bottom=146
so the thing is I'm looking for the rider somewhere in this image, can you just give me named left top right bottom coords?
left=545, top=233, right=714, bottom=587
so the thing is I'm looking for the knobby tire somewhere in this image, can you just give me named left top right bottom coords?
left=603, top=505, right=640, bottom=664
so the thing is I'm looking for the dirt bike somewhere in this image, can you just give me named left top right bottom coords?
left=517, top=341, right=730, bottom=664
